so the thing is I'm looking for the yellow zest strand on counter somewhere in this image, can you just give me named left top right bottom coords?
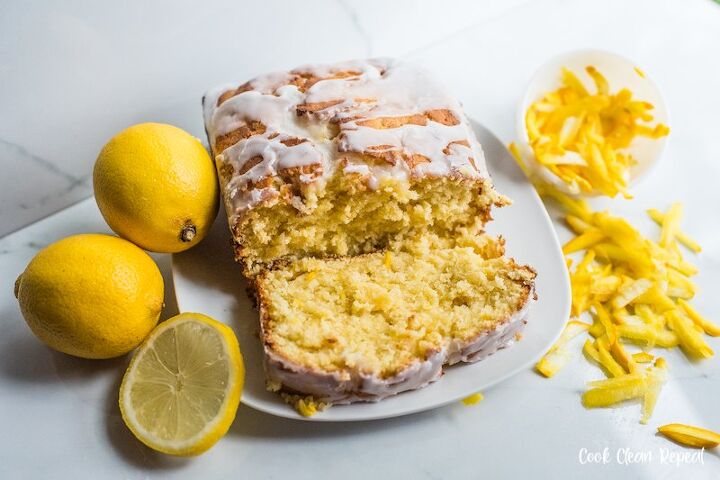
left=666, top=310, right=714, bottom=358
left=535, top=321, right=591, bottom=377
left=462, top=392, right=484, bottom=406
left=677, top=299, right=720, bottom=336
left=594, top=341, right=625, bottom=377
left=647, top=208, right=701, bottom=252
left=658, top=424, right=720, bottom=448
left=524, top=66, right=669, bottom=197
left=582, top=358, right=666, bottom=424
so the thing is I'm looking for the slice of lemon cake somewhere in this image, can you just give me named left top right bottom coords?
left=256, top=239, right=536, bottom=403
left=203, top=58, right=507, bottom=277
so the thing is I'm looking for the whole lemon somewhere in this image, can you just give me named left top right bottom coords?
left=93, top=123, right=218, bottom=253
left=14, top=234, right=164, bottom=359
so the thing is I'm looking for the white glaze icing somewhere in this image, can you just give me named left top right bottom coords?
left=202, top=59, right=489, bottom=222
left=261, top=289, right=535, bottom=404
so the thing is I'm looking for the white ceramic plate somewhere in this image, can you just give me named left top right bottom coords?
left=172, top=121, right=570, bottom=422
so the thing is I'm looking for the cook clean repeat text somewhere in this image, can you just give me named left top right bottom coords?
left=578, top=447, right=706, bottom=467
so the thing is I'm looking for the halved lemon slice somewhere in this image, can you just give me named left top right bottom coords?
left=119, top=313, right=244, bottom=456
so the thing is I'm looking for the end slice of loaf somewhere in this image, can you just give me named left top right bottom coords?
left=256, top=239, right=536, bottom=403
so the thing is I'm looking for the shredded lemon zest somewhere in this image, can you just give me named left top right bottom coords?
left=677, top=299, right=720, bottom=337
left=462, top=392, right=484, bottom=406
left=659, top=203, right=683, bottom=248
left=535, top=321, right=591, bottom=377
left=516, top=66, right=708, bottom=426
left=583, top=339, right=601, bottom=362
left=291, top=396, right=328, bottom=417
left=658, top=424, right=720, bottom=448
left=520, top=65, right=669, bottom=197
left=647, top=208, right=701, bottom=252
left=508, top=142, right=530, bottom=176
left=632, top=352, right=654, bottom=363
left=666, top=310, right=714, bottom=358
left=595, top=339, right=626, bottom=377
left=383, top=251, right=392, bottom=268
left=565, top=214, right=592, bottom=234
left=562, top=228, right=605, bottom=254
left=612, top=278, right=652, bottom=309
left=532, top=184, right=711, bottom=424
left=610, top=341, right=638, bottom=374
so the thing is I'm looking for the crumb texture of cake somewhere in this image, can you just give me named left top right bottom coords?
left=256, top=240, right=536, bottom=403
left=203, top=58, right=506, bottom=275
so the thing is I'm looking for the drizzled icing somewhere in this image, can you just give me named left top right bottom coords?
left=202, top=58, right=489, bottom=218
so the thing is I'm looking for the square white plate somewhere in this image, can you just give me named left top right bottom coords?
left=171, top=121, right=570, bottom=421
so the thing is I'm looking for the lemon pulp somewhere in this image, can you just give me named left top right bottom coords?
left=119, top=313, right=244, bottom=456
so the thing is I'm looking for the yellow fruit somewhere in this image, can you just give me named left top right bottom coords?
left=658, top=423, right=720, bottom=449
left=93, top=123, right=218, bottom=253
left=14, top=234, right=164, bottom=359
left=119, top=313, right=244, bottom=456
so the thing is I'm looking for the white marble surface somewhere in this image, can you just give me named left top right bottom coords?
left=1, top=0, right=720, bottom=478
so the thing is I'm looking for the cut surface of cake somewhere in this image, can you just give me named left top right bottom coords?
left=203, top=58, right=507, bottom=277
left=256, top=237, right=536, bottom=403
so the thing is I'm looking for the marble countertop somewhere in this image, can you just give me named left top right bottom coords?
left=1, top=0, right=719, bottom=478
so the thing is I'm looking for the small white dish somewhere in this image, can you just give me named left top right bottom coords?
left=516, top=49, right=670, bottom=195
left=172, top=121, right=571, bottom=422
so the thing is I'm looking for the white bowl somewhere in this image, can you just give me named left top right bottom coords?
left=516, top=49, right=670, bottom=195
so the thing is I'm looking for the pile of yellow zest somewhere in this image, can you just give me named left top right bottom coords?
left=461, top=392, right=484, bottom=406
left=523, top=66, right=669, bottom=197
left=657, top=423, right=720, bottom=448
left=534, top=188, right=716, bottom=423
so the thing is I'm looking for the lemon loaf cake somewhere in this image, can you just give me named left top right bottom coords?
left=256, top=239, right=536, bottom=403
left=203, top=58, right=507, bottom=277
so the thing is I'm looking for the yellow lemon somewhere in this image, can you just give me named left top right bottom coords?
left=14, top=234, right=164, bottom=359
left=93, top=123, right=218, bottom=253
left=119, top=313, right=244, bottom=456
